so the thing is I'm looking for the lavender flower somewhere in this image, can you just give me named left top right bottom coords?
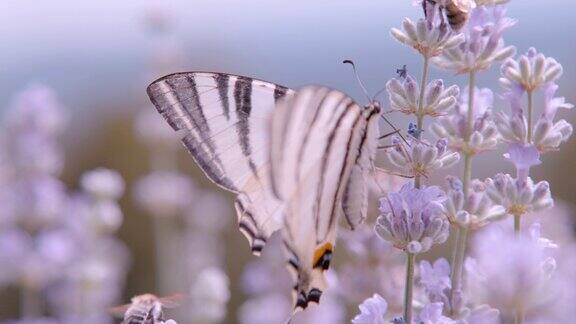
left=391, top=14, right=464, bottom=58
left=466, top=226, right=557, bottom=320
left=238, top=294, right=291, bottom=324
left=443, top=176, right=506, bottom=228
left=418, top=258, right=451, bottom=306
left=485, top=173, right=553, bottom=217
left=80, top=168, right=125, bottom=201
left=351, top=294, right=388, bottom=324
left=431, top=87, right=499, bottom=154
left=375, top=183, right=449, bottom=254
left=500, top=48, right=563, bottom=93
left=5, top=84, right=68, bottom=137
left=189, top=267, right=230, bottom=323
left=385, top=137, right=460, bottom=179
left=503, top=143, right=541, bottom=181
left=338, top=227, right=405, bottom=314
left=433, top=5, right=516, bottom=73
left=418, top=302, right=456, bottom=324
left=386, top=76, right=459, bottom=117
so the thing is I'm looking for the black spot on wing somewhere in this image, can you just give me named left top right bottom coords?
left=274, top=84, right=289, bottom=102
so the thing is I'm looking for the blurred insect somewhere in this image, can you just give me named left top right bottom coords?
left=423, top=0, right=473, bottom=31
left=110, top=293, right=184, bottom=324
left=407, top=122, right=424, bottom=139
left=396, top=64, right=408, bottom=79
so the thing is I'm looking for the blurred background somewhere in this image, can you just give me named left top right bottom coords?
left=0, top=0, right=574, bottom=323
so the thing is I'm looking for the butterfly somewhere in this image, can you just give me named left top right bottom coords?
left=146, top=71, right=395, bottom=311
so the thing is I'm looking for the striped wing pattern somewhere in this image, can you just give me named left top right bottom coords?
left=147, top=72, right=382, bottom=312
left=270, top=86, right=381, bottom=310
left=147, top=72, right=293, bottom=255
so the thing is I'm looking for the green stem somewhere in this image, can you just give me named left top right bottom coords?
left=527, top=90, right=533, bottom=143
left=416, top=56, right=430, bottom=132
left=403, top=253, right=416, bottom=324
left=449, top=71, right=476, bottom=317
left=414, top=56, right=430, bottom=189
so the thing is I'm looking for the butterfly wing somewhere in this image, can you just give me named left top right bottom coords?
left=270, top=86, right=381, bottom=310
left=147, top=72, right=294, bottom=255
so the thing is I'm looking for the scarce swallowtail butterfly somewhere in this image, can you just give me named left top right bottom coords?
left=146, top=71, right=388, bottom=311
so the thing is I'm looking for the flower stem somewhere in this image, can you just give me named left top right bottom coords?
left=416, top=56, right=430, bottom=132
left=527, top=90, right=533, bottom=143
left=514, top=307, right=525, bottom=324
left=21, top=285, right=42, bottom=318
left=450, top=71, right=476, bottom=317
left=514, top=214, right=521, bottom=235
left=414, top=56, right=430, bottom=189
left=403, top=253, right=416, bottom=324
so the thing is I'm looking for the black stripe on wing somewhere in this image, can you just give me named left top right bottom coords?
left=233, top=76, right=260, bottom=178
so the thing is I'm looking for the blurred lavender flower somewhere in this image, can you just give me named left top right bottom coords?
left=4, top=84, right=68, bottom=137
left=485, top=173, right=553, bottom=218
left=418, top=259, right=451, bottom=306
left=189, top=267, right=230, bottom=323
left=375, top=183, right=449, bottom=254
left=386, top=137, right=459, bottom=179
left=431, top=87, right=499, bottom=155
left=391, top=13, right=464, bottom=58
left=133, top=170, right=195, bottom=218
left=80, top=168, right=125, bottom=201
left=337, top=227, right=405, bottom=313
left=433, top=5, right=516, bottom=73
left=418, top=302, right=455, bottom=324
left=443, top=176, right=506, bottom=228
left=351, top=294, right=388, bottom=324
left=238, top=294, right=291, bottom=324
left=386, top=76, right=459, bottom=117
left=465, top=305, right=500, bottom=324
left=466, top=225, right=557, bottom=321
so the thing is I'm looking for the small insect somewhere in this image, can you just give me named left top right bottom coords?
left=424, top=0, right=473, bottom=31
left=110, top=293, right=183, bottom=324
left=408, top=122, right=424, bottom=139
left=396, top=64, right=408, bottom=79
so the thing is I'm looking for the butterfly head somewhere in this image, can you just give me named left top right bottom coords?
left=364, top=100, right=382, bottom=115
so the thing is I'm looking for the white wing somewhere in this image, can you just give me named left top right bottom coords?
left=270, top=86, right=381, bottom=310
left=147, top=72, right=294, bottom=255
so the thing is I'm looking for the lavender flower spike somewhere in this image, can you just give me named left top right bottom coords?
left=485, top=173, right=553, bottom=218
left=431, top=87, right=499, bottom=154
left=352, top=294, right=388, bottom=324
left=443, top=176, right=506, bottom=228
left=386, top=137, right=460, bottom=179
left=386, top=76, right=459, bottom=118
left=390, top=14, right=464, bottom=58
left=375, top=183, right=449, bottom=254
left=500, top=47, right=563, bottom=93
left=418, top=302, right=456, bottom=324
left=433, top=5, right=516, bottom=73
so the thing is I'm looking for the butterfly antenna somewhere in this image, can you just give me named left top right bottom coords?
left=343, top=59, right=371, bottom=103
